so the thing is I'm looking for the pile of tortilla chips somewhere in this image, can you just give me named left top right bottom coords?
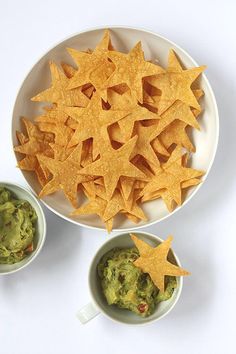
left=14, top=29, right=205, bottom=232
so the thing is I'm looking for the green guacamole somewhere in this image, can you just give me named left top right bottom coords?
left=98, top=248, right=177, bottom=317
left=0, top=187, right=37, bottom=264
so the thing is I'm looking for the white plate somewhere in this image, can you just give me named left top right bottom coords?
left=12, top=26, right=219, bottom=232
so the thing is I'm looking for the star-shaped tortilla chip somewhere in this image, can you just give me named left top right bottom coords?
left=17, top=155, right=49, bottom=187
left=63, top=92, right=131, bottom=159
left=147, top=50, right=204, bottom=125
left=35, top=104, right=69, bottom=125
left=67, top=30, right=114, bottom=101
left=38, top=144, right=92, bottom=207
left=141, top=146, right=203, bottom=206
left=160, top=100, right=200, bottom=130
left=15, top=123, right=52, bottom=186
left=131, top=234, right=190, bottom=292
left=37, top=121, right=73, bottom=147
left=131, top=122, right=160, bottom=165
left=108, top=90, right=159, bottom=139
left=61, top=62, right=77, bottom=78
left=147, top=55, right=206, bottom=114
left=167, top=49, right=184, bottom=73
left=31, top=62, right=89, bottom=107
left=159, top=120, right=195, bottom=152
left=71, top=196, right=113, bottom=233
left=107, top=42, right=165, bottom=103
left=93, top=186, right=147, bottom=222
left=141, top=178, right=201, bottom=211
left=79, top=136, right=146, bottom=199
left=14, top=118, right=53, bottom=157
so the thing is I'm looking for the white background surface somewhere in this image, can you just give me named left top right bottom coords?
left=0, top=1, right=235, bottom=353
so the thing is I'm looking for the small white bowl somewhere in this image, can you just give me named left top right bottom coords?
left=77, top=231, right=183, bottom=325
left=0, top=182, right=46, bottom=275
left=12, top=26, right=219, bottom=231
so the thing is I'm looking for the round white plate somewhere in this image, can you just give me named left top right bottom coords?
left=12, top=26, right=219, bottom=232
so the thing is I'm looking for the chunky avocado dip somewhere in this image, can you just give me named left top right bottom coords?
left=98, top=248, right=177, bottom=317
left=0, top=187, right=37, bottom=264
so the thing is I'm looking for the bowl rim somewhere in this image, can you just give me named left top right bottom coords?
left=11, top=25, right=220, bottom=232
left=0, top=181, right=47, bottom=275
left=88, top=231, right=183, bottom=326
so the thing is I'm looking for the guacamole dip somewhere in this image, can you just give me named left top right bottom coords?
left=0, top=187, right=37, bottom=264
left=98, top=248, right=177, bottom=317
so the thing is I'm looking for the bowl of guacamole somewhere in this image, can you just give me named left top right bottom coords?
left=98, top=248, right=177, bottom=318
left=0, top=182, right=46, bottom=274
left=88, top=232, right=183, bottom=325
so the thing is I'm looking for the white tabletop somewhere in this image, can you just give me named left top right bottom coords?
left=0, top=1, right=235, bottom=353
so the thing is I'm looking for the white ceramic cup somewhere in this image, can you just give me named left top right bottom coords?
left=0, top=182, right=46, bottom=275
left=77, top=231, right=183, bottom=325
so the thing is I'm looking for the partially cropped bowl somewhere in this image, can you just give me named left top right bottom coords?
left=0, top=182, right=46, bottom=275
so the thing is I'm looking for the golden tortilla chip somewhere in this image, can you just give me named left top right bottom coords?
left=37, top=121, right=73, bottom=147
left=159, top=120, right=196, bottom=152
left=141, top=146, right=204, bottom=206
left=107, top=42, right=164, bottom=103
left=62, top=92, right=131, bottom=159
left=31, top=61, right=89, bottom=107
left=14, top=118, right=54, bottom=157
left=38, top=144, right=92, bottom=208
left=67, top=29, right=114, bottom=101
left=71, top=195, right=113, bottom=233
left=147, top=61, right=205, bottom=114
left=108, top=90, right=159, bottom=140
left=131, top=122, right=160, bottom=165
left=80, top=136, right=146, bottom=199
left=131, top=234, right=190, bottom=292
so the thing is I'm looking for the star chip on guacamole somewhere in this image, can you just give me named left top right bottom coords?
left=14, top=29, right=206, bottom=231
left=131, top=234, right=190, bottom=293
left=0, top=187, right=37, bottom=264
